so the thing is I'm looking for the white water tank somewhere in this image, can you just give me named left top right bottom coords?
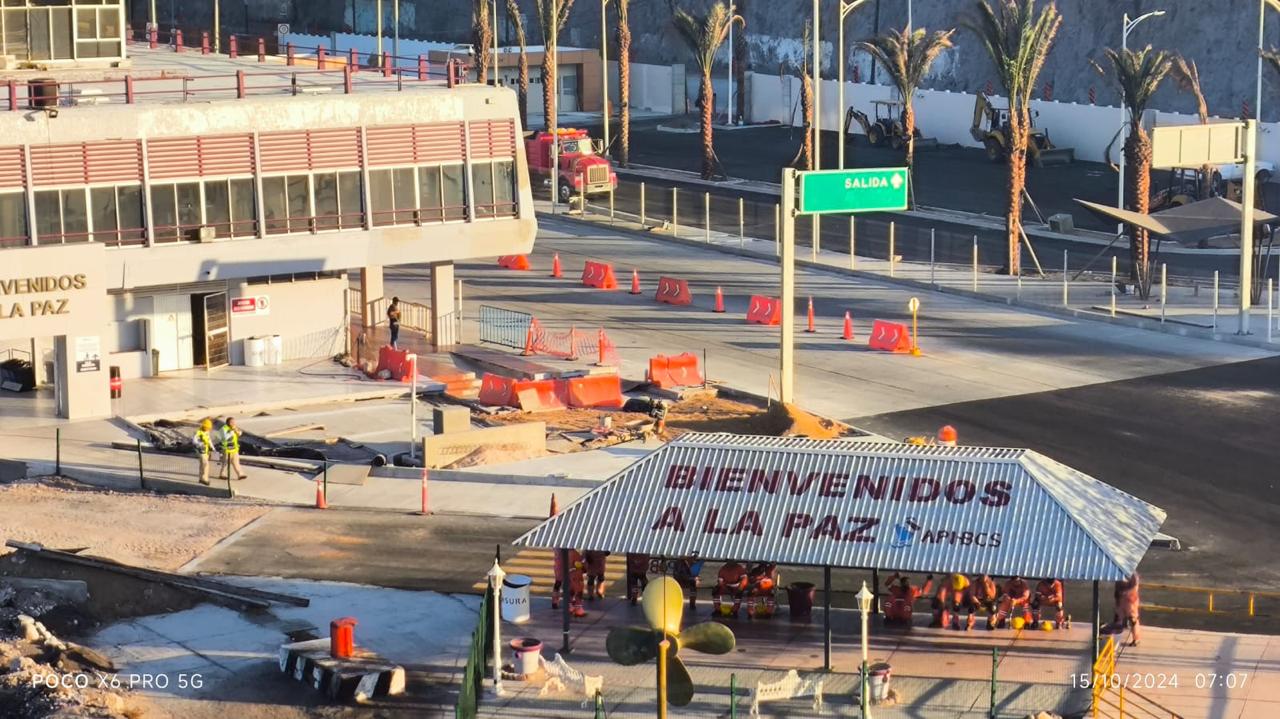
left=266, top=334, right=283, bottom=365
left=243, top=336, right=266, bottom=367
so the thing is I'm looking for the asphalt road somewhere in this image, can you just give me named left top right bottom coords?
left=852, top=356, right=1280, bottom=606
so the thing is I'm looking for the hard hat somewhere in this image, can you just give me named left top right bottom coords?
left=904, top=435, right=927, bottom=445
left=200, top=418, right=213, bottom=430
left=937, top=425, right=958, bottom=446
left=950, top=574, right=967, bottom=591
left=1041, top=620, right=1056, bottom=632
left=1011, top=616, right=1026, bottom=631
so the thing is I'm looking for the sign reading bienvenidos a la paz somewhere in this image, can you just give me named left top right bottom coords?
left=0, top=274, right=88, bottom=320
left=0, top=244, right=105, bottom=341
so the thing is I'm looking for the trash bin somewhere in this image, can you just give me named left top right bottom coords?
left=868, top=662, right=892, bottom=703
left=329, top=617, right=357, bottom=659
left=501, top=574, right=532, bottom=624
left=509, top=637, right=542, bottom=676
left=266, top=334, right=283, bottom=365
left=787, top=581, right=816, bottom=621
left=243, top=336, right=266, bottom=367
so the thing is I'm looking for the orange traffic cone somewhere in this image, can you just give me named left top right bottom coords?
left=549, top=493, right=559, bottom=517
left=551, top=253, right=563, bottom=278
left=842, top=311, right=854, bottom=340
left=315, top=476, right=328, bottom=509
left=629, top=269, right=641, bottom=295
left=805, top=297, right=816, bottom=333
left=714, top=286, right=725, bottom=313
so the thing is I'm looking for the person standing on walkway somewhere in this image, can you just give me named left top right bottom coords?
left=193, top=418, right=214, bottom=486
left=220, top=416, right=248, bottom=481
left=1113, top=572, right=1142, bottom=646
left=387, top=297, right=402, bottom=349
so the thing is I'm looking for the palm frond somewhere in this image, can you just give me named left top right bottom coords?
left=965, top=0, right=1061, bottom=109
left=1263, top=48, right=1280, bottom=80
left=1095, top=46, right=1175, bottom=122
left=857, top=27, right=954, bottom=104
left=671, top=1, right=742, bottom=75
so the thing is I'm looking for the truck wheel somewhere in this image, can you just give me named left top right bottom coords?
left=890, top=132, right=905, bottom=151
left=558, top=183, right=573, bottom=203
left=984, top=138, right=1004, bottom=163
left=867, top=125, right=884, bottom=147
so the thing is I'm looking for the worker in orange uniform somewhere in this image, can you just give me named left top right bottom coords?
left=932, top=573, right=972, bottom=629
left=1033, top=577, right=1069, bottom=629
left=883, top=573, right=933, bottom=626
left=992, top=576, right=1033, bottom=629
left=625, top=553, right=650, bottom=605
left=937, top=425, right=958, bottom=446
left=960, top=573, right=998, bottom=631
left=712, top=560, right=749, bottom=617
left=552, top=549, right=587, bottom=617
left=744, top=562, right=779, bottom=619
left=1113, top=573, right=1142, bottom=646
left=583, top=550, right=610, bottom=601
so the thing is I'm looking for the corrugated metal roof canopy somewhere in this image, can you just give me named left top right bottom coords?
left=515, top=434, right=1166, bottom=581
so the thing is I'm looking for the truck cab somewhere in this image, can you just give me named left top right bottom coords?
left=525, top=128, right=618, bottom=201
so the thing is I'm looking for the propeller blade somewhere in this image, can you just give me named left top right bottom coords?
left=642, top=576, right=685, bottom=635
left=605, top=626, right=660, bottom=666
left=666, top=652, right=695, bottom=707
left=680, top=621, right=736, bottom=655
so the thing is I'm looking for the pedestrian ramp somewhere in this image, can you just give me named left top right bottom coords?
left=471, top=549, right=626, bottom=595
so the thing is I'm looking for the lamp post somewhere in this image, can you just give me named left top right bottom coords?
left=486, top=559, right=506, bottom=696
left=1116, top=10, right=1164, bottom=234
left=727, top=2, right=735, bottom=125
left=493, top=0, right=500, bottom=87
left=393, top=0, right=400, bottom=60
left=856, top=581, right=874, bottom=718
left=836, top=0, right=870, bottom=169
left=811, top=0, right=821, bottom=249
left=601, top=0, right=609, bottom=153
left=376, top=0, right=383, bottom=58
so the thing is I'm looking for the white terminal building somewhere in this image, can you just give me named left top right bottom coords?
left=0, top=11, right=535, bottom=419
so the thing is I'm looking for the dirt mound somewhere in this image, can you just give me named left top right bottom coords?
left=758, top=402, right=846, bottom=439
left=446, top=443, right=546, bottom=469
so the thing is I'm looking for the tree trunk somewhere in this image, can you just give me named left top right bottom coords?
left=1126, top=122, right=1153, bottom=296
left=700, top=74, right=715, bottom=179
left=800, top=73, right=814, bottom=170
left=542, top=50, right=556, bottom=129
left=474, top=12, right=492, bottom=84
left=1004, top=110, right=1028, bottom=276
left=903, top=103, right=915, bottom=208
left=618, top=21, right=631, bottom=166
left=517, top=49, right=530, bottom=129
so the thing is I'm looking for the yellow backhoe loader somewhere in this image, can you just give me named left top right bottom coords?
left=969, top=92, right=1074, bottom=167
left=845, top=99, right=938, bottom=151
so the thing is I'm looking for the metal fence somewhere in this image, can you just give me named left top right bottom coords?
left=478, top=305, right=533, bottom=350
left=455, top=584, right=494, bottom=719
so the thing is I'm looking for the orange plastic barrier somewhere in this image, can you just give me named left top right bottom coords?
left=510, top=379, right=568, bottom=411
left=477, top=373, right=515, bottom=406
left=648, top=353, right=703, bottom=389
left=582, top=260, right=619, bottom=290
left=655, top=276, right=693, bottom=306
left=375, top=345, right=413, bottom=381
left=498, top=255, right=531, bottom=270
left=868, top=320, right=912, bottom=353
left=566, top=374, right=625, bottom=408
left=746, top=295, right=782, bottom=325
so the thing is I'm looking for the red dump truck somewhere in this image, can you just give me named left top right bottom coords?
left=525, top=128, right=618, bottom=202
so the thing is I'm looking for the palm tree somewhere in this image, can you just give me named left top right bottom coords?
left=856, top=27, right=954, bottom=202
left=1170, top=57, right=1211, bottom=200
left=535, top=0, right=577, bottom=129
left=795, top=28, right=814, bottom=170
left=672, top=1, right=743, bottom=179
left=1093, top=46, right=1175, bottom=298
left=505, top=0, right=531, bottom=129
left=966, top=0, right=1061, bottom=276
left=614, top=0, right=633, bottom=165
left=473, top=0, right=492, bottom=84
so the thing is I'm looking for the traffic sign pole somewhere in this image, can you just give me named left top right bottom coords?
left=780, top=170, right=797, bottom=404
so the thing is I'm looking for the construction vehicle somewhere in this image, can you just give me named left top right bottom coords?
left=844, top=99, right=937, bottom=151
left=525, top=128, right=618, bottom=202
left=1148, top=162, right=1274, bottom=212
left=969, top=92, right=1074, bottom=167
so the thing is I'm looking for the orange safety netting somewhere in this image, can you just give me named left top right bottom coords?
left=524, top=319, right=619, bottom=366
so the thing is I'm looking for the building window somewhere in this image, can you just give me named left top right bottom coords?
left=33, top=188, right=88, bottom=244
left=0, top=192, right=27, bottom=247
left=150, top=182, right=202, bottom=242
left=74, top=5, right=122, bottom=59
left=470, top=160, right=515, bottom=219
left=370, top=167, right=419, bottom=226
left=89, top=184, right=145, bottom=247
left=262, top=175, right=312, bottom=234
left=201, top=177, right=256, bottom=238
left=418, top=164, right=467, bottom=223
left=313, top=170, right=363, bottom=230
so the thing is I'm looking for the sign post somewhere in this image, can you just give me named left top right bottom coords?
left=908, top=297, right=921, bottom=356
left=779, top=167, right=909, bottom=403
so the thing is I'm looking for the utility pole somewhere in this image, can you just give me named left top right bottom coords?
left=1240, top=119, right=1259, bottom=335
left=780, top=169, right=796, bottom=403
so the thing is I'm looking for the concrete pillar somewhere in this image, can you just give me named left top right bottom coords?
left=53, top=335, right=110, bottom=420
left=359, top=266, right=384, bottom=328
left=430, top=262, right=457, bottom=350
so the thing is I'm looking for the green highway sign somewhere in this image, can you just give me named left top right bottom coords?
left=797, top=167, right=909, bottom=214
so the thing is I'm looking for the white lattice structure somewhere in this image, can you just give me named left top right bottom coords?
left=750, top=669, right=824, bottom=717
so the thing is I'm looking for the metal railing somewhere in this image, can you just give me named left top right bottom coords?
left=1142, top=582, right=1280, bottom=618
left=1091, top=636, right=1184, bottom=719
left=478, top=305, right=533, bottom=350
left=454, top=584, right=493, bottom=719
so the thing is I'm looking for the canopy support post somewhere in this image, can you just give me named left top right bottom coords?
left=561, top=548, right=572, bottom=655
left=823, top=565, right=832, bottom=672
left=871, top=569, right=880, bottom=615
left=1091, top=580, right=1101, bottom=666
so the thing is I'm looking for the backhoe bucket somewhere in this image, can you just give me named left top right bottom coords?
left=1036, top=146, right=1075, bottom=167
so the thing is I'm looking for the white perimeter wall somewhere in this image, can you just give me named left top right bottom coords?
left=746, top=72, right=1280, bottom=167
left=226, top=276, right=347, bottom=366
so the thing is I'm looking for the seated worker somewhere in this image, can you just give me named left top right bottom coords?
left=883, top=573, right=933, bottom=626
left=1033, top=577, right=1068, bottom=629
left=673, top=556, right=704, bottom=610
left=712, top=560, right=749, bottom=617
left=991, top=576, right=1033, bottom=629
left=625, top=553, right=650, bottom=606
left=932, top=573, right=972, bottom=629
left=744, top=562, right=779, bottom=618
left=583, top=550, right=610, bottom=601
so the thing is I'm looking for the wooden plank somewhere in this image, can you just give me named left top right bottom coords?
left=262, top=423, right=326, bottom=438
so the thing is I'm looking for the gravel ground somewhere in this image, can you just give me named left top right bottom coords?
left=0, top=479, right=270, bottom=571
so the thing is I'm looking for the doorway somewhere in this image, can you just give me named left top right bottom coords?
left=191, top=292, right=229, bottom=369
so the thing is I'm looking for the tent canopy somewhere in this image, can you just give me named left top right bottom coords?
left=516, top=434, right=1166, bottom=582
left=1075, top=197, right=1277, bottom=245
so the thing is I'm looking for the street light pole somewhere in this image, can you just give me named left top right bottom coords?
left=376, top=0, right=383, bottom=58
left=1258, top=0, right=1266, bottom=126
left=393, top=0, right=400, bottom=59
left=856, top=581, right=874, bottom=718
left=1117, top=10, right=1164, bottom=235
left=493, top=0, right=499, bottom=86
left=811, top=0, right=821, bottom=249
left=728, top=3, right=735, bottom=125
left=780, top=169, right=796, bottom=404
left=837, top=0, right=870, bottom=170
left=601, top=0, right=610, bottom=153
left=1240, top=119, right=1259, bottom=335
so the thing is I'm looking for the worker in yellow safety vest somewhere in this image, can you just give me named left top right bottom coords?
left=220, top=416, right=248, bottom=481
left=194, top=418, right=214, bottom=486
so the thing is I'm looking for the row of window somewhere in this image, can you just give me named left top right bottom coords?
left=0, top=160, right=518, bottom=247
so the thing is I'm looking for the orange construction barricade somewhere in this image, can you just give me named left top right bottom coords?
left=477, top=373, right=515, bottom=406
left=376, top=345, right=412, bottom=380
left=647, top=353, right=704, bottom=389
left=510, top=379, right=568, bottom=411
left=582, top=260, right=619, bottom=289
left=655, top=276, right=693, bottom=306
left=868, top=320, right=913, bottom=353
left=746, top=295, right=782, bottom=325
left=498, top=255, right=531, bottom=270
left=566, top=374, right=625, bottom=408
